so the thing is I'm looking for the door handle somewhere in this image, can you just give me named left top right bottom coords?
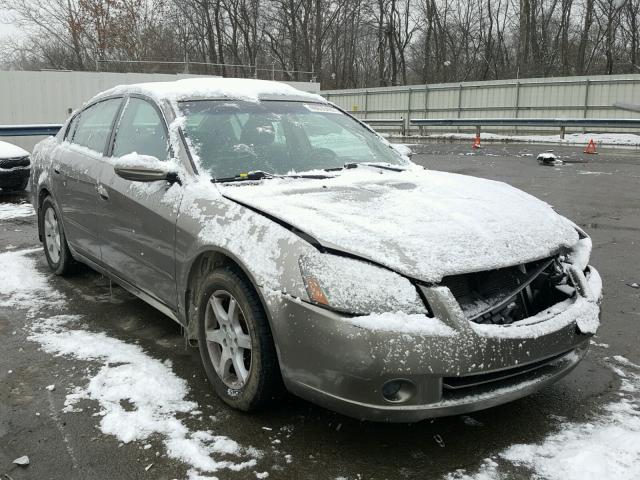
left=53, top=166, right=60, bottom=174
left=97, top=184, right=109, bottom=200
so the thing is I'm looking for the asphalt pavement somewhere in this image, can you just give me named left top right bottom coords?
left=1, top=142, right=638, bottom=479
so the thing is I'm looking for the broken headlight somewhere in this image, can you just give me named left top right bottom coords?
left=566, top=225, right=592, bottom=272
left=298, top=252, right=427, bottom=315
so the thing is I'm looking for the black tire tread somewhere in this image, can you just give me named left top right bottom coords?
left=196, top=265, right=284, bottom=411
left=40, top=196, right=75, bottom=276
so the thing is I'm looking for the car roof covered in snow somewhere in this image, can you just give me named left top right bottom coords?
left=94, top=77, right=326, bottom=105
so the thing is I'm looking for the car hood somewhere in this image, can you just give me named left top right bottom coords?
left=220, top=167, right=579, bottom=283
left=0, top=140, right=29, bottom=159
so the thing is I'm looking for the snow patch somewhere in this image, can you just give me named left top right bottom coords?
left=0, top=248, right=65, bottom=316
left=28, top=314, right=261, bottom=475
left=97, top=77, right=325, bottom=106
left=425, top=132, right=640, bottom=147
left=222, top=167, right=579, bottom=283
left=0, top=202, right=35, bottom=220
left=445, top=356, right=640, bottom=480
left=183, top=182, right=305, bottom=292
left=347, top=311, right=456, bottom=336
left=472, top=296, right=599, bottom=339
left=578, top=171, right=613, bottom=176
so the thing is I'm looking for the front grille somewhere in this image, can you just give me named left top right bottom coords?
left=0, top=156, right=30, bottom=169
left=442, top=256, right=571, bottom=325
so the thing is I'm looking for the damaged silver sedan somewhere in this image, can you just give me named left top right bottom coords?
left=30, top=78, right=602, bottom=422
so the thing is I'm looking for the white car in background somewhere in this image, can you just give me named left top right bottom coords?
left=0, top=140, right=31, bottom=192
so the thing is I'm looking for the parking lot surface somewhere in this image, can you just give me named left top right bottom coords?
left=1, top=142, right=639, bottom=479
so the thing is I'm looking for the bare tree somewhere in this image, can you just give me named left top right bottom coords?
left=5, top=0, right=640, bottom=87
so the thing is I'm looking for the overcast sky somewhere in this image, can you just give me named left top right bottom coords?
left=0, top=7, right=23, bottom=41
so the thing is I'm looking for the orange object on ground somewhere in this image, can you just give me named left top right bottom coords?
left=584, top=139, right=597, bottom=154
left=472, top=134, right=481, bottom=149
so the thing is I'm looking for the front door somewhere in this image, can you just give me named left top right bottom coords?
left=97, top=96, right=182, bottom=312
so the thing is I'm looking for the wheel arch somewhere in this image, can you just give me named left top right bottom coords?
left=182, top=247, right=278, bottom=347
left=36, top=186, right=53, bottom=241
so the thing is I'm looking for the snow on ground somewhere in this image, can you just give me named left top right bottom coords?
left=0, top=248, right=65, bottom=316
left=28, top=314, right=261, bottom=475
left=0, top=248, right=262, bottom=478
left=0, top=202, right=35, bottom=220
left=419, top=132, right=640, bottom=147
left=445, top=355, right=640, bottom=480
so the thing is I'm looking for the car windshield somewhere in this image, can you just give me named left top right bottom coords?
left=178, top=100, right=406, bottom=179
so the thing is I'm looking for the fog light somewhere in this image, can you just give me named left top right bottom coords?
left=381, top=379, right=416, bottom=403
left=382, top=381, right=402, bottom=398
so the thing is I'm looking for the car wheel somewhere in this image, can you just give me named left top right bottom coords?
left=197, top=266, right=283, bottom=411
left=40, top=196, right=74, bottom=275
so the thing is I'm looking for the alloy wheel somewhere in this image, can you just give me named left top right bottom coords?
left=44, top=206, right=61, bottom=264
left=204, top=289, right=253, bottom=389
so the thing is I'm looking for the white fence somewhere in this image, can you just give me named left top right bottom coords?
left=0, top=70, right=320, bottom=151
left=322, top=74, right=640, bottom=136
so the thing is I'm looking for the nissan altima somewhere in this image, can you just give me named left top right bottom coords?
left=30, top=78, right=602, bottom=422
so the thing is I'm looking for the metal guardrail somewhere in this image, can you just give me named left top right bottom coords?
left=613, top=102, right=640, bottom=113
left=322, top=75, right=640, bottom=137
left=362, top=118, right=406, bottom=136
left=2, top=117, right=638, bottom=140
left=409, top=118, right=640, bottom=138
left=0, top=124, right=63, bottom=137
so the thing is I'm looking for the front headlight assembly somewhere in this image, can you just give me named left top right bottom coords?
left=566, top=225, right=592, bottom=272
left=298, top=252, right=427, bottom=315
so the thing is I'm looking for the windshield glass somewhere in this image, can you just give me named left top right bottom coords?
left=178, top=100, right=407, bottom=178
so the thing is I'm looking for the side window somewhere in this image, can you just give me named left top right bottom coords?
left=112, top=98, right=169, bottom=161
left=65, top=114, right=80, bottom=141
left=72, top=99, right=122, bottom=153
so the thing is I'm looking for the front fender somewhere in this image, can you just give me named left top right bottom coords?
left=174, top=181, right=316, bottom=339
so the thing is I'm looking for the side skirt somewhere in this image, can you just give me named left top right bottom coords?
left=70, top=247, right=182, bottom=325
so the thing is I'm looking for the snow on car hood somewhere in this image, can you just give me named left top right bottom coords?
left=220, top=167, right=579, bottom=283
left=0, top=140, right=29, bottom=159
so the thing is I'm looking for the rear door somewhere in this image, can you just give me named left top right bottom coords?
left=97, top=96, right=182, bottom=312
left=54, top=97, right=123, bottom=262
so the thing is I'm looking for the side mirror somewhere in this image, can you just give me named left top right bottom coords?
left=391, top=143, right=413, bottom=158
left=113, top=154, right=180, bottom=184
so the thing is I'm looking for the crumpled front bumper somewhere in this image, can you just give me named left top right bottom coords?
left=266, top=266, right=602, bottom=422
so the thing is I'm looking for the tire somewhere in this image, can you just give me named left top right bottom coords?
left=196, top=266, right=283, bottom=411
left=39, top=196, right=74, bottom=275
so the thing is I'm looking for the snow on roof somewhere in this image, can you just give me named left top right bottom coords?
left=96, top=77, right=326, bottom=104
left=0, top=140, right=29, bottom=159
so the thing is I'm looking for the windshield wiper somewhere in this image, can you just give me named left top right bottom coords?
left=212, top=170, right=274, bottom=183
left=212, top=170, right=333, bottom=183
left=324, top=162, right=359, bottom=172
left=324, top=162, right=405, bottom=172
